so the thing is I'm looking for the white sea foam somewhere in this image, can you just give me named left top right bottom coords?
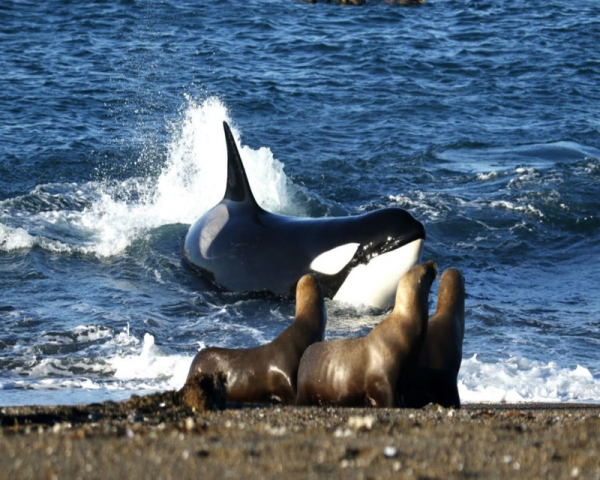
left=28, top=358, right=110, bottom=377
left=5, top=332, right=194, bottom=399
left=489, top=200, right=545, bottom=218
left=387, top=191, right=445, bottom=221
left=584, top=159, right=599, bottom=174
left=0, top=97, right=303, bottom=257
left=106, top=333, right=193, bottom=391
left=0, top=223, right=35, bottom=250
left=476, top=171, right=499, bottom=181
left=0, top=222, right=71, bottom=252
left=507, top=167, right=541, bottom=188
left=34, top=378, right=101, bottom=391
left=459, top=354, right=600, bottom=404
left=7, top=327, right=600, bottom=405
left=73, top=325, right=114, bottom=343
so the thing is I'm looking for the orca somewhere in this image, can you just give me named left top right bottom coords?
left=183, top=122, right=425, bottom=309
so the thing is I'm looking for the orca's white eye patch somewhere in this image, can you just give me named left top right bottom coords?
left=310, top=243, right=360, bottom=275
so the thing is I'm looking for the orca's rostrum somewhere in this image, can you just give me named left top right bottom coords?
left=183, top=122, right=425, bottom=309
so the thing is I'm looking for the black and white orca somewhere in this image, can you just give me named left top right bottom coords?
left=183, top=122, right=425, bottom=309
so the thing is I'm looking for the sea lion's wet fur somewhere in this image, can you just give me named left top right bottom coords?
left=296, top=261, right=437, bottom=408
left=400, top=268, right=465, bottom=408
left=187, top=274, right=326, bottom=405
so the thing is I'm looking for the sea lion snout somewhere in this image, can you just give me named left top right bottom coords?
left=418, top=260, right=438, bottom=280
left=410, top=259, right=438, bottom=280
left=439, top=268, right=464, bottom=288
left=426, top=259, right=438, bottom=276
left=436, top=268, right=465, bottom=307
left=394, top=260, right=437, bottom=314
left=295, top=273, right=326, bottom=319
left=296, top=273, right=319, bottom=296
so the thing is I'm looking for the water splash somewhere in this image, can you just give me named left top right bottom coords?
left=106, top=333, right=192, bottom=391
left=0, top=97, right=304, bottom=257
left=459, top=354, right=600, bottom=404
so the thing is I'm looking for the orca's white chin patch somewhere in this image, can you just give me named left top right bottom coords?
left=333, top=238, right=424, bottom=310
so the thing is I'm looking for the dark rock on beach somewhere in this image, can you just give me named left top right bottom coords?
left=0, top=373, right=227, bottom=433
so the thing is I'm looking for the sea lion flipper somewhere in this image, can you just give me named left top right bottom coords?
left=222, top=121, right=259, bottom=205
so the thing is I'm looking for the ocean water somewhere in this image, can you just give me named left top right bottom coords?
left=1, top=0, right=599, bottom=406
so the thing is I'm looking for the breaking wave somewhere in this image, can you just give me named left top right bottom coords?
left=2, top=326, right=599, bottom=406
left=0, top=97, right=304, bottom=257
left=459, top=354, right=600, bottom=404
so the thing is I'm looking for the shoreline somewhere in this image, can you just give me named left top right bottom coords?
left=1, top=396, right=598, bottom=479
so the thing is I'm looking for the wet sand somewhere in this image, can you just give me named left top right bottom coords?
left=1, top=392, right=598, bottom=480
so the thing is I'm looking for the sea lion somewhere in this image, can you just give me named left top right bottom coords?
left=296, top=261, right=437, bottom=407
left=187, top=274, right=327, bottom=405
left=400, top=268, right=465, bottom=408
left=183, top=121, right=425, bottom=310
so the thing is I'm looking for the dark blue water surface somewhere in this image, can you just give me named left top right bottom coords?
left=1, top=0, right=599, bottom=405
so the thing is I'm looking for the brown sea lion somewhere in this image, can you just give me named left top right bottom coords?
left=400, top=268, right=465, bottom=408
left=296, top=261, right=437, bottom=407
left=187, top=274, right=327, bottom=405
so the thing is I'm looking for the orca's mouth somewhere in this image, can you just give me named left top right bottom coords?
left=382, top=237, right=424, bottom=266
left=361, top=224, right=425, bottom=265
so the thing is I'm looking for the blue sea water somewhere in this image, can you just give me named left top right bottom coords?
left=1, top=0, right=599, bottom=406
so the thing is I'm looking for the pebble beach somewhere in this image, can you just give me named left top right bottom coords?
left=1, top=394, right=599, bottom=480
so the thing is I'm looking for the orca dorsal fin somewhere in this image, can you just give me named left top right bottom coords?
left=222, top=121, right=258, bottom=205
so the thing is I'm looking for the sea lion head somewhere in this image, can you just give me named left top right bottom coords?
left=393, top=260, right=438, bottom=317
left=436, top=268, right=465, bottom=315
left=294, top=274, right=327, bottom=337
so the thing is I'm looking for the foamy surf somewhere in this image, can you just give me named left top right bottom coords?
left=99, top=345, right=600, bottom=405
left=1, top=332, right=194, bottom=406
left=459, top=354, right=600, bottom=404
left=0, top=97, right=305, bottom=257
left=3, top=325, right=599, bottom=406
left=102, top=345, right=600, bottom=404
left=0, top=222, right=71, bottom=253
left=106, top=333, right=193, bottom=391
